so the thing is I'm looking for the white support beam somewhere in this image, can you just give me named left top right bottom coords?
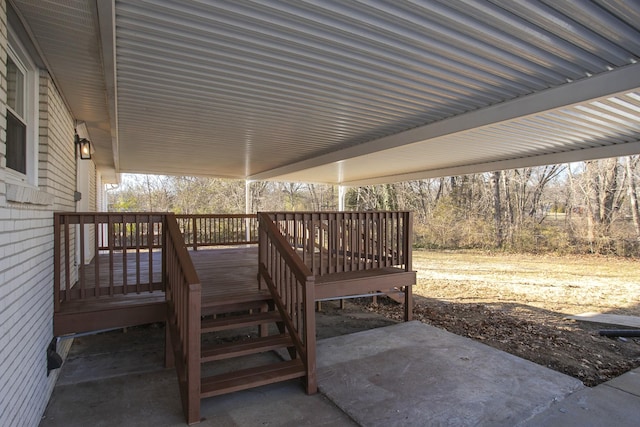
left=338, top=185, right=346, bottom=211
left=249, top=63, right=640, bottom=183
left=96, top=0, right=119, bottom=174
left=245, top=179, right=251, bottom=242
left=343, top=139, right=640, bottom=186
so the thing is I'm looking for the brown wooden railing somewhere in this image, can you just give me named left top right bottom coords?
left=258, top=212, right=317, bottom=394
left=164, top=213, right=201, bottom=425
left=53, top=213, right=260, bottom=305
left=176, top=214, right=258, bottom=249
left=97, top=214, right=164, bottom=250
left=267, top=211, right=413, bottom=276
left=54, top=213, right=166, bottom=308
left=54, top=212, right=204, bottom=423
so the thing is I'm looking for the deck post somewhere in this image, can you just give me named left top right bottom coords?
left=258, top=215, right=266, bottom=290
left=163, top=214, right=173, bottom=369
left=404, top=212, right=414, bottom=321
left=192, top=217, right=198, bottom=251
left=404, top=284, right=413, bottom=321
left=53, top=213, right=61, bottom=312
left=304, top=276, right=317, bottom=394
left=186, top=284, right=201, bottom=424
left=162, top=216, right=167, bottom=291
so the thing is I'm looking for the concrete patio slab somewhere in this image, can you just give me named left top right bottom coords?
left=54, top=326, right=165, bottom=386
left=43, top=367, right=355, bottom=427
left=603, top=367, right=640, bottom=397
left=522, top=382, right=640, bottom=426
left=41, top=319, right=640, bottom=427
left=42, top=324, right=355, bottom=427
left=316, top=321, right=585, bottom=427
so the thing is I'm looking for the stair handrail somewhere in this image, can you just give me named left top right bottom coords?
left=257, top=212, right=317, bottom=394
left=164, top=213, right=202, bottom=424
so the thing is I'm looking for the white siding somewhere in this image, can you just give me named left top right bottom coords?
left=0, top=3, right=90, bottom=424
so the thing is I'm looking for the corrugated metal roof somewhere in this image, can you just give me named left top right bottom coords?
left=12, top=0, right=640, bottom=184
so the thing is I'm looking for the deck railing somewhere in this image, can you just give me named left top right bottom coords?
left=53, top=210, right=412, bottom=423
left=54, top=212, right=203, bottom=423
left=54, top=213, right=166, bottom=308
left=97, top=214, right=164, bottom=250
left=53, top=213, right=260, bottom=305
left=176, top=214, right=258, bottom=249
left=258, top=212, right=317, bottom=394
left=267, top=211, right=413, bottom=275
left=164, top=213, right=202, bottom=424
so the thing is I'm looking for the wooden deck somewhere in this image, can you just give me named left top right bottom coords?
left=54, top=243, right=413, bottom=336
left=54, top=211, right=414, bottom=423
left=54, top=246, right=261, bottom=336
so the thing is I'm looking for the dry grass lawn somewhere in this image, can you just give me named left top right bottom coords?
left=413, top=250, right=640, bottom=316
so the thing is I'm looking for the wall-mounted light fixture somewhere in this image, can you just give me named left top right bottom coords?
left=74, top=131, right=92, bottom=160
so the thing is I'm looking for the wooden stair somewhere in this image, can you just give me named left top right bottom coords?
left=198, top=291, right=305, bottom=400
left=201, top=311, right=282, bottom=333
left=201, top=333, right=293, bottom=362
left=201, top=359, right=305, bottom=398
left=201, top=289, right=273, bottom=316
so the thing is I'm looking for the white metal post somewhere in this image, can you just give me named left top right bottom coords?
left=338, top=185, right=346, bottom=211
left=245, top=180, right=251, bottom=242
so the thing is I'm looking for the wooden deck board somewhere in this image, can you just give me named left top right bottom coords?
left=191, top=246, right=260, bottom=299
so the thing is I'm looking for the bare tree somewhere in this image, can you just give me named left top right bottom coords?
left=491, top=171, right=504, bottom=248
left=626, top=156, right=640, bottom=239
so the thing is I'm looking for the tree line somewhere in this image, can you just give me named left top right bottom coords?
left=109, top=155, right=640, bottom=255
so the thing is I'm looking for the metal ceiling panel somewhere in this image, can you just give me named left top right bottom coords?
left=273, top=91, right=640, bottom=185
left=11, top=0, right=640, bottom=185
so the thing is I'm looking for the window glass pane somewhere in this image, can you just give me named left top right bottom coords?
left=7, top=110, right=26, bottom=174
left=7, top=56, right=24, bottom=117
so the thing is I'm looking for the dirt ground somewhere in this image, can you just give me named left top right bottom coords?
left=339, top=250, right=640, bottom=387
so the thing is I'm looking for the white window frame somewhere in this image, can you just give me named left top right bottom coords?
left=5, top=25, right=39, bottom=187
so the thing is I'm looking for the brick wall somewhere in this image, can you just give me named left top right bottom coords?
left=0, top=3, right=92, bottom=423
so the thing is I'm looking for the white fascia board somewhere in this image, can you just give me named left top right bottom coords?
left=249, top=63, right=640, bottom=182
left=97, top=0, right=119, bottom=172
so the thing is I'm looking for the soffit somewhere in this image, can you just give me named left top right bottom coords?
left=12, top=1, right=640, bottom=184
left=11, top=0, right=117, bottom=180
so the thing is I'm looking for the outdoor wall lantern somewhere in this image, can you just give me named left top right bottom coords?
left=74, top=131, right=92, bottom=160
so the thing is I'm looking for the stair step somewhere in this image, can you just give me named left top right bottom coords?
left=201, top=334, right=293, bottom=363
left=201, top=290, right=273, bottom=310
left=201, top=299, right=271, bottom=317
left=200, top=359, right=305, bottom=399
left=201, top=311, right=282, bottom=333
